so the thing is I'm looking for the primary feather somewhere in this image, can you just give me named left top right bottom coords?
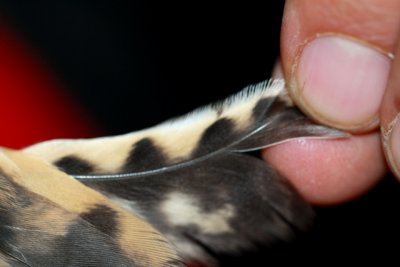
left=17, top=79, right=344, bottom=266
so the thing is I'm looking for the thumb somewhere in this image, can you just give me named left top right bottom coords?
left=281, top=0, right=398, bottom=132
left=263, top=0, right=396, bottom=205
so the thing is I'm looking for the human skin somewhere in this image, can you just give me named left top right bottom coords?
left=263, top=0, right=400, bottom=205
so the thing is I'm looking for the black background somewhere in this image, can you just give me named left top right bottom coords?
left=1, top=1, right=399, bottom=265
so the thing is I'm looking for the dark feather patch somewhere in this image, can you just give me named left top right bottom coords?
left=192, top=118, right=236, bottom=157
left=251, top=97, right=274, bottom=120
left=80, top=204, right=119, bottom=237
left=54, top=155, right=95, bottom=174
left=123, top=138, right=168, bottom=172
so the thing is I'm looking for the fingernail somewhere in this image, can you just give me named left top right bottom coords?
left=295, top=35, right=391, bottom=131
left=386, top=114, right=400, bottom=179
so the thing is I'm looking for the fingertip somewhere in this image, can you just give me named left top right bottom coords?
left=262, top=133, right=386, bottom=205
left=281, top=0, right=399, bottom=132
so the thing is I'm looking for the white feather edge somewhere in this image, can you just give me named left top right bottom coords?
left=156, top=78, right=285, bottom=130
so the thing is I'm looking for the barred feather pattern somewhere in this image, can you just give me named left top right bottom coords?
left=0, top=79, right=344, bottom=266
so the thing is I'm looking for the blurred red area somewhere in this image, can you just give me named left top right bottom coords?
left=0, top=21, right=100, bottom=149
left=0, top=20, right=207, bottom=267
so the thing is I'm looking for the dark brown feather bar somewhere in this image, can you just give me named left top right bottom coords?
left=0, top=79, right=346, bottom=266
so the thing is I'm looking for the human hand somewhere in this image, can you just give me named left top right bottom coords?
left=263, top=0, right=400, bottom=205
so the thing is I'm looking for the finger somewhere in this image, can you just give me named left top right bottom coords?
left=381, top=37, right=400, bottom=180
left=263, top=133, right=387, bottom=205
left=281, top=0, right=399, bottom=132
left=268, top=0, right=398, bottom=204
